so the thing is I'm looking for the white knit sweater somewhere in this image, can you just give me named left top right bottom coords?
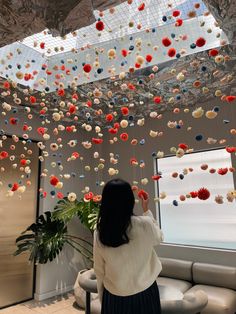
left=93, top=210, right=164, bottom=300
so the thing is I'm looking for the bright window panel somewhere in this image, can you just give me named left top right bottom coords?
left=156, top=148, right=236, bottom=250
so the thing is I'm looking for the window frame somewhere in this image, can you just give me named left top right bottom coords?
left=154, top=146, right=236, bottom=251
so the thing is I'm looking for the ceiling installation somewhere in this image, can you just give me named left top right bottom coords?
left=0, top=0, right=235, bottom=127
left=0, top=0, right=236, bottom=204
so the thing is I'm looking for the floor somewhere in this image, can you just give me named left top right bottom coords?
left=0, top=293, right=84, bottom=314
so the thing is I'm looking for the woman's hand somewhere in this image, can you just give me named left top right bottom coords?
left=141, top=194, right=149, bottom=213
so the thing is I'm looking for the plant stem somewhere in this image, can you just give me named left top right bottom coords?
left=68, top=238, right=93, bottom=256
left=66, top=235, right=93, bottom=247
left=66, top=240, right=93, bottom=262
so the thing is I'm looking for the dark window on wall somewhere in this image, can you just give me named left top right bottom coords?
left=155, top=148, right=236, bottom=250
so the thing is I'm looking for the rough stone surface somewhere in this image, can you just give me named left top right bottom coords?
left=203, top=0, right=236, bottom=45
left=0, top=0, right=126, bottom=47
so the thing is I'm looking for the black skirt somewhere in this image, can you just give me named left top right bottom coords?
left=101, top=281, right=161, bottom=314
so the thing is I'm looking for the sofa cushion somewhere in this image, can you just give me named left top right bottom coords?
left=193, top=262, right=236, bottom=290
left=157, top=277, right=192, bottom=293
left=160, top=257, right=193, bottom=281
left=187, top=285, right=236, bottom=314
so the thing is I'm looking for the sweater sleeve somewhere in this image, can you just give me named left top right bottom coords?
left=143, top=210, right=164, bottom=246
left=93, top=231, right=105, bottom=302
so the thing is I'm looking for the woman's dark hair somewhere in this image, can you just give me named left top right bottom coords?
left=97, top=178, right=135, bottom=247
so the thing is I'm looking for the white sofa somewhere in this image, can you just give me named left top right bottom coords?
left=74, top=258, right=236, bottom=314
left=158, top=258, right=236, bottom=314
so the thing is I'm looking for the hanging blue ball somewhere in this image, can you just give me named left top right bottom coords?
left=173, top=200, right=178, bottom=206
left=128, top=115, right=134, bottom=121
left=195, top=134, right=203, bottom=141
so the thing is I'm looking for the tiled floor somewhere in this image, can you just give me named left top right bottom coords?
left=0, top=293, right=84, bottom=313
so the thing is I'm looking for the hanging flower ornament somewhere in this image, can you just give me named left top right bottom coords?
left=197, top=188, right=210, bottom=200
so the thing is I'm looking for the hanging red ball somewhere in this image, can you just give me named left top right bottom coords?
left=217, top=168, right=228, bottom=175
left=226, top=146, right=236, bottom=153
left=121, top=107, right=129, bottom=115
left=57, top=89, right=65, bottom=96
left=40, top=42, right=45, bottom=49
left=173, top=10, right=180, bottom=17
left=138, top=189, right=148, bottom=200
left=226, top=96, right=236, bottom=102
left=10, top=117, right=18, bottom=125
left=11, top=183, right=19, bottom=192
left=168, top=48, right=176, bottom=57
left=96, top=20, right=105, bottom=31
left=29, top=96, right=36, bottom=104
left=153, top=96, right=162, bottom=104
left=197, top=188, right=210, bottom=200
left=69, top=104, right=76, bottom=114
left=109, top=128, right=118, bottom=134
left=120, top=133, right=129, bottom=141
left=121, top=49, right=128, bottom=57
left=146, top=54, right=153, bottom=62
left=92, top=138, right=103, bottom=144
left=178, top=143, right=188, bottom=150
left=3, top=81, right=10, bottom=89
left=175, top=18, right=183, bottom=27
left=196, top=37, right=206, bottom=47
left=106, top=114, right=114, bottom=122
left=50, top=176, right=59, bottom=186
left=37, top=127, right=46, bottom=135
left=114, top=122, right=120, bottom=129
left=20, top=159, right=27, bottom=166
left=83, top=64, right=92, bottom=73
left=162, top=37, right=172, bottom=47
left=0, top=151, right=9, bottom=159
left=138, top=2, right=145, bottom=11
left=190, top=191, right=198, bottom=198
left=209, top=49, right=218, bottom=57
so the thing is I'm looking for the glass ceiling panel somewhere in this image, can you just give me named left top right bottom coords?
left=21, top=0, right=209, bottom=56
left=77, top=0, right=208, bottom=49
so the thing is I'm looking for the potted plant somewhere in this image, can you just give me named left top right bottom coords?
left=14, top=192, right=101, bottom=263
left=14, top=192, right=101, bottom=308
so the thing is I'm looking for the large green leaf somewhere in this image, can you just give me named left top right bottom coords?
left=53, top=197, right=83, bottom=222
left=14, top=211, right=67, bottom=264
left=77, top=199, right=100, bottom=231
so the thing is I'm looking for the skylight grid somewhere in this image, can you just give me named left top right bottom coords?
left=19, top=0, right=208, bottom=54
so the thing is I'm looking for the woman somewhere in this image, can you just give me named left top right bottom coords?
left=93, top=178, right=164, bottom=314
